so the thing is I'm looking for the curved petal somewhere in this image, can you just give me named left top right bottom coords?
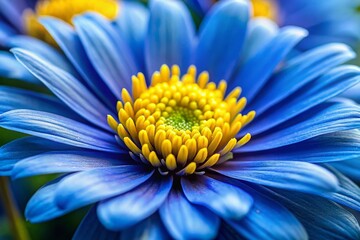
left=320, top=166, right=360, bottom=211
left=0, top=137, right=73, bottom=176
left=73, top=207, right=121, bottom=240
left=55, top=165, right=154, bottom=211
left=159, top=188, right=220, bottom=240
left=12, top=150, right=128, bottom=179
left=25, top=176, right=73, bottom=223
left=12, top=48, right=112, bottom=130
left=235, top=130, right=360, bottom=163
left=120, top=214, right=171, bottom=240
left=40, top=17, right=116, bottom=109
left=249, top=43, right=356, bottom=115
left=146, top=0, right=195, bottom=75
left=241, top=101, right=360, bottom=152
left=194, top=0, right=249, bottom=83
left=231, top=26, right=307, bottom=100
left=97, top=175, right=172, bottom=231
left=213, top=160, right=338, bottom=194
left=0, top=1, right=24, bottom=32
left=181, top=175, right=253, bottom=220
left=268, top=189, right=360, bottom=240
left=331, top=158, right=360, bottom=182
left=0, top=51, right=38, bottom=83
left=6, top=36, right=77, bottom=75
left=247, top=65, right=360, bottom=135
left=218, top=178, right=307, bottom=240
left=0, top=109, right=120, bottom=152
left=73, top=13, right=136, bottom=96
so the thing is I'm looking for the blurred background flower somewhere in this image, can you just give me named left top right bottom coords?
left=182, top=0, right=360, bottom=51
left=0, top=0, right=360, bottom=239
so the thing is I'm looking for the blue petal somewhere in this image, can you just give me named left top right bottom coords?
left=114, top=2, right=149, bottom=72
left=40, top=17, right=116, bottom=109
left=0, top=1, right=24, bottom=32
left=218, top=177, right=307, bottom=240
left=55, top=165, right=154, bottom=211
left=0, top=109, right=120, bottom=152
left=25, top=176, right=73, bottom=223
left=12, top=150, right=128, bottom=179
left=249, top=43, right=356, bottom=115
left=73, top=13, right=136, bottom=96
left=12, top=48, right=113, bottom=130
left=320, top=166, right=360, bottom=211
left=247, top=65, right=360, bottom=135
left=331, top=158, right=360, bottom=182
left=6, top=36, right=77, bottom=76
left=0, top=137, right=73, bottom=176
left=146, top=0, right=195, bottom=76
left=268, top=188, right=360, bottom=240
left=159, top=188, right=220, bottom=240
left=181, top=175, right=253, bottom=220
left=235, top=130, right=360, bottom=163
left=73, top=207, right=121, bottom=240
left=238, top=18, right=278, bottom=65
left=213, top=160, right=338, bottom=194
left=231, top=26, right=307, bottom=101
left=195, top=0, right=249, bottom=83
left=0, top=86, right=78, bottom=119
left=0, top=51, right=38, bottom=83
left=121, top=213, right=171, bottom=240
left=241, top=101, right=360, bottom=151
left=97, top=174, right=172, bottom=231
left=182, top=0, right=212, bottom=16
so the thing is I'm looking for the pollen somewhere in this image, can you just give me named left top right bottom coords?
left=108, top=65, right=255, bottom=175
left=23, top=0, right=119, bottom=46
left=251, top=0, right=277, bottom=20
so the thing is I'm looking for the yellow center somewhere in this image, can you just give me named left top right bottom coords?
left=23, top=0, right=119, bottom=46
left=108, top=65, right=255, bottom=175
left=251, top=0, right=277, bottom=20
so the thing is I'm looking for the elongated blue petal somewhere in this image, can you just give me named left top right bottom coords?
left=241, top=101, right=360, bottom=151
left=213, top=161, right=338, bottom=194
left=73, top=207, right=121, bottom=240
left=0, top=51, right=38, bottom=83
left=181, top=175, right=253, bottom=220
left=12, top=48, right=112, bottom=130
left=12, top=151, right=128, bottom=179
left=195, top=0, right=249, bottom=83
left=98, top=175, right=172, bottom=231
left=320, top=166, right=360, bottom=211
left=159, top=188, right=220, bottom=240
left=0, top=110, right=119, bottom=152
left=25, top=176, right=73, bottom=223
left=247, top=65, right=360, bottom=135
left=6, top=36, right=77, bottom=75
left=114, top=2, right=148, bottom=71
left=235, top=130, right=360, bottom=163
left=268, top=189, right=360, bottom=240
left=0, top=86, right=77, bottom=118
left=0, top=137, right=73, bottom=176
left=331, top=158, right=360, bottom=182
left=231, top=26, right=307, bottom=100
left=73, top=13, right=136, bottom=96
left=146, top=0, right=195, bottom=76
left=40, top=17, right=116, bottom=109
left=0, top=1, right=24, bottom=32
left=121, top=214, right=171, bottom=240
left=218, top=178, right=307, bottom=240
left=249, top=43, right=356, bottom=115
left=55, top=165, right=153, bottom=211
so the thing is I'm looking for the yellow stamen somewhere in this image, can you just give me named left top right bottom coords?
left=251, top=0, right=277, bottom=20
left=108, top=65, right=254, bottom=175
left=23, top=0, right=119, bottom=46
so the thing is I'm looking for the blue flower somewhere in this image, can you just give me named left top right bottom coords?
left=183, top=0, right=360, bottom=50
left=1, top=0, right=360, bottom=239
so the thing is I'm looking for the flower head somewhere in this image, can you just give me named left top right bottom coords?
left=183, top=0, right=360, bottom=50
left=1, top=0, right=360, bottom=239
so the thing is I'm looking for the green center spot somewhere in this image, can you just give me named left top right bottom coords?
left=165, top=107, right=199, bottom=131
